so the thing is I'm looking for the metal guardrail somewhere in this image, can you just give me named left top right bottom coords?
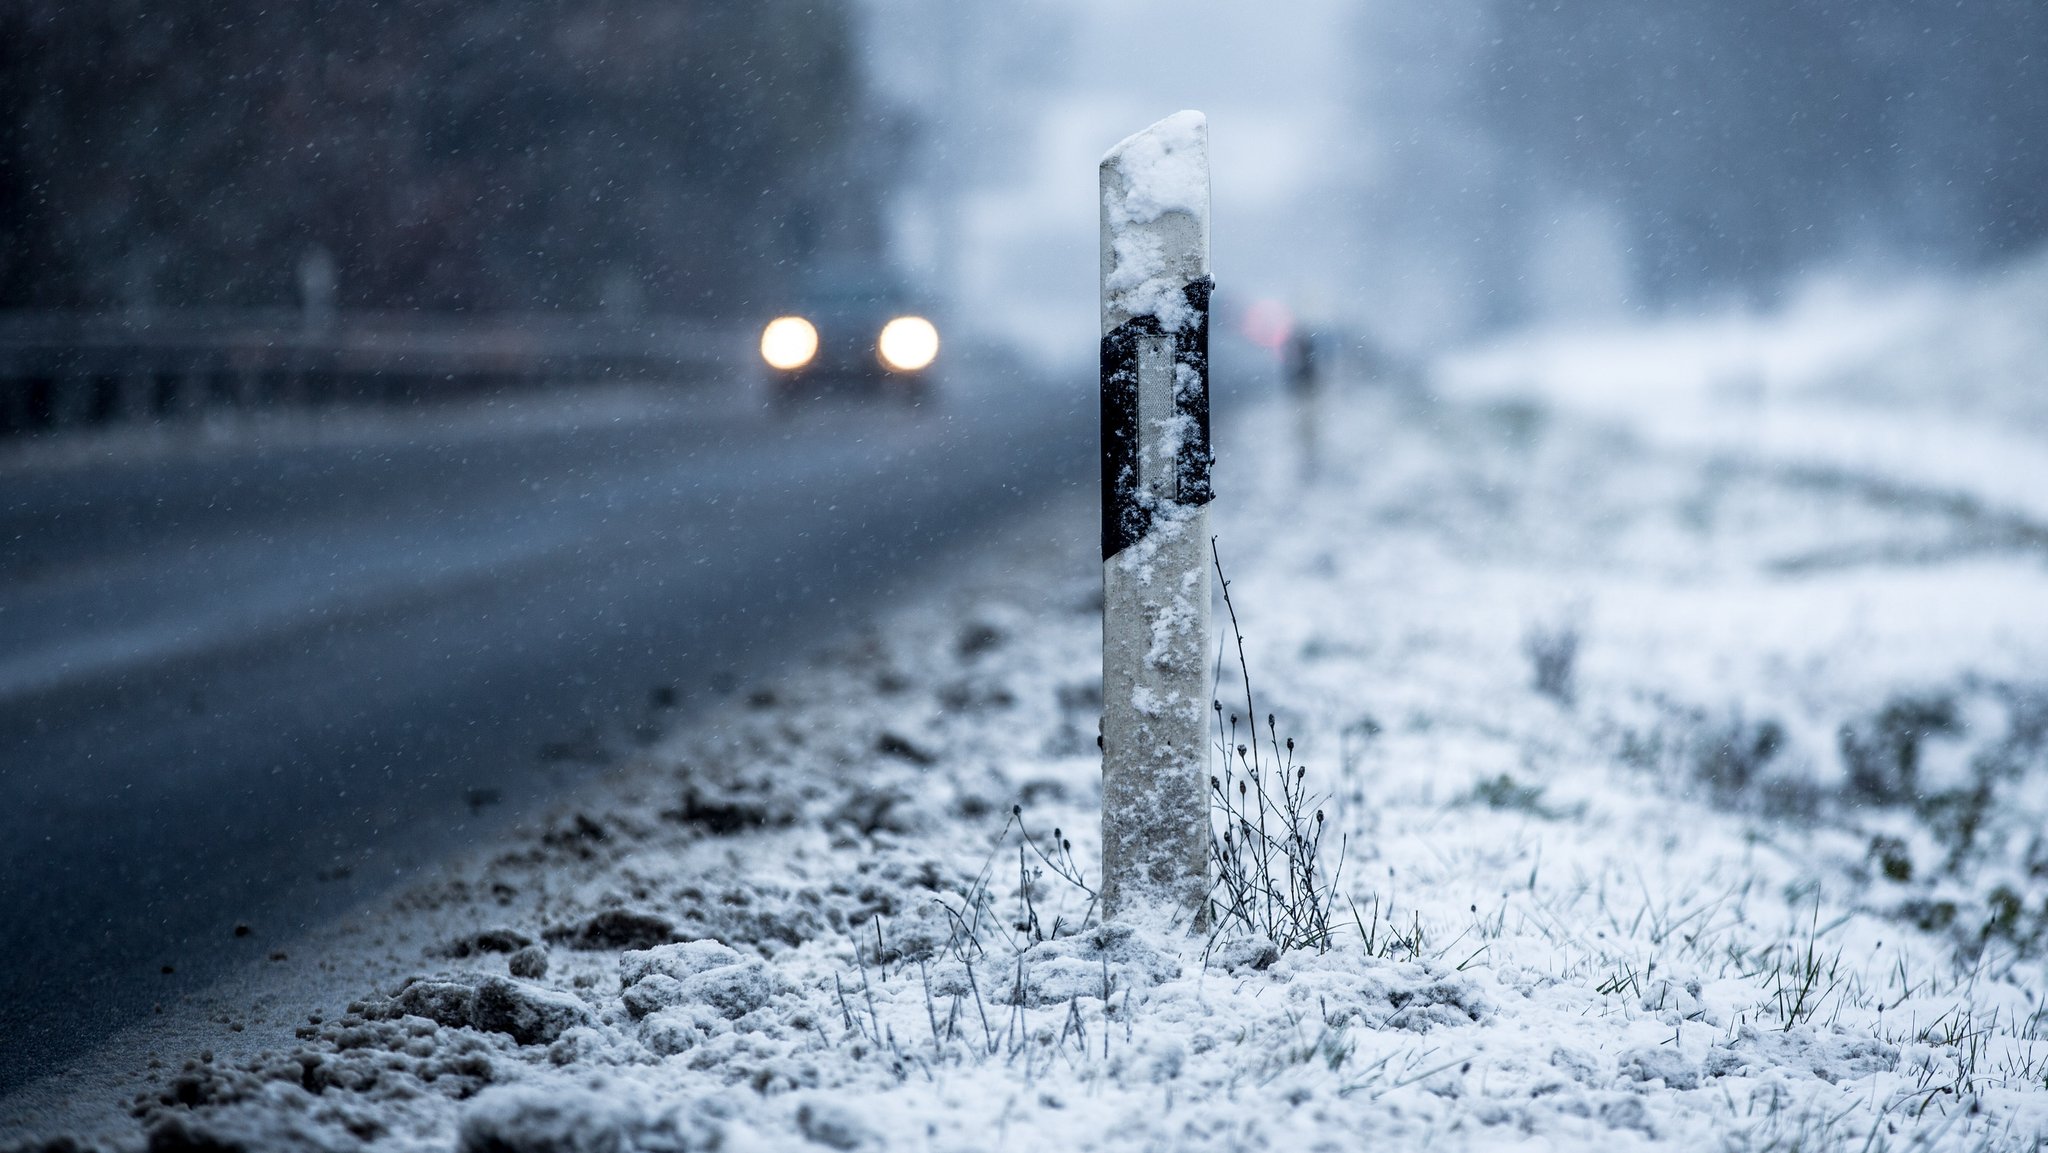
left=0, top=310, right=743, bottom=434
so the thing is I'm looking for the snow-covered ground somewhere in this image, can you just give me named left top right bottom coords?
left=1441, top=249, right=2048, bottom=523
left=10, top=258, right=2048, bottom=1151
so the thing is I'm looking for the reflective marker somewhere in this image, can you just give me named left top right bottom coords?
left=1098, top=111, right=1213, bottom=930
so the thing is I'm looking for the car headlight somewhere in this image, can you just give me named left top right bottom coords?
left=877, top=316, right=939, bottom=372
left=760, top=316, right=818, bottom=371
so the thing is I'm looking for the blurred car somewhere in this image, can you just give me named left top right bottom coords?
left=757, top=262, right=939, bottom=402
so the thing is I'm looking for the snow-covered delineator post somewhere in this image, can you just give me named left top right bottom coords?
left=1098, top=111, right=1214, bottom=927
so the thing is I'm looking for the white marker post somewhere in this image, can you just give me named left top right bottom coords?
left=1098, top=112, right=1213, bottom=927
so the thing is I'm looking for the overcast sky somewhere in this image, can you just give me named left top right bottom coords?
left=861, top=0, right=1365, bottom=368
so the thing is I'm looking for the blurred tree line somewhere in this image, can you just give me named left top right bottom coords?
left=1486, top=0, right=2048, bottom=303
left=0, top=0, right=886, bottom=314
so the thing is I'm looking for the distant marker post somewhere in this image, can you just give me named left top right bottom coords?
left=1097, top=111, right=1214, bottom=927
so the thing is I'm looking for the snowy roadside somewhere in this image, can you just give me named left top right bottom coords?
left=1440, top=249, right=2048, bottom=527
left=9, top=308, right=2048, bottom=1150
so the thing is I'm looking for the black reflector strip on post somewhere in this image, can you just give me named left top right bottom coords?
left=1099, top=317, right=1150, bottom=560
left=1172, top=276, right=1214, bottom=510
left=1100, top=275, right=1214, bottom=561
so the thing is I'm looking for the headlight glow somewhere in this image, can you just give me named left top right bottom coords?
left=877, top=316, right=939, bottom=372
left=760, top=316, right=818, bottom=371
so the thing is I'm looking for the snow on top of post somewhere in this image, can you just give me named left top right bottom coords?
left=1101, top=110, right=1209, bottom=225
left=1101, top=111, right=1209, bottom=334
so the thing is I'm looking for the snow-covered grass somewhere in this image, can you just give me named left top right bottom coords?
left=12, top=261, right=2048, bottom=1152
left=1439, top=248, right=2048, bottom=522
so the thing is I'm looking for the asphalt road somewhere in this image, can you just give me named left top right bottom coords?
left=0, top=363, right=1096, bottom=1092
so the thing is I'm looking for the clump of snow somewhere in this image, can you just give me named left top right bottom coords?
left=379, top=971, right=594, bottom=1046
left=455, top=1084, right=730, bottom=1153
left=619, top=941, right=778, bottom=1023
left=1101, top=110, right=1208, bottom=332
left=1101, top=110, right=1209, bottom=226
